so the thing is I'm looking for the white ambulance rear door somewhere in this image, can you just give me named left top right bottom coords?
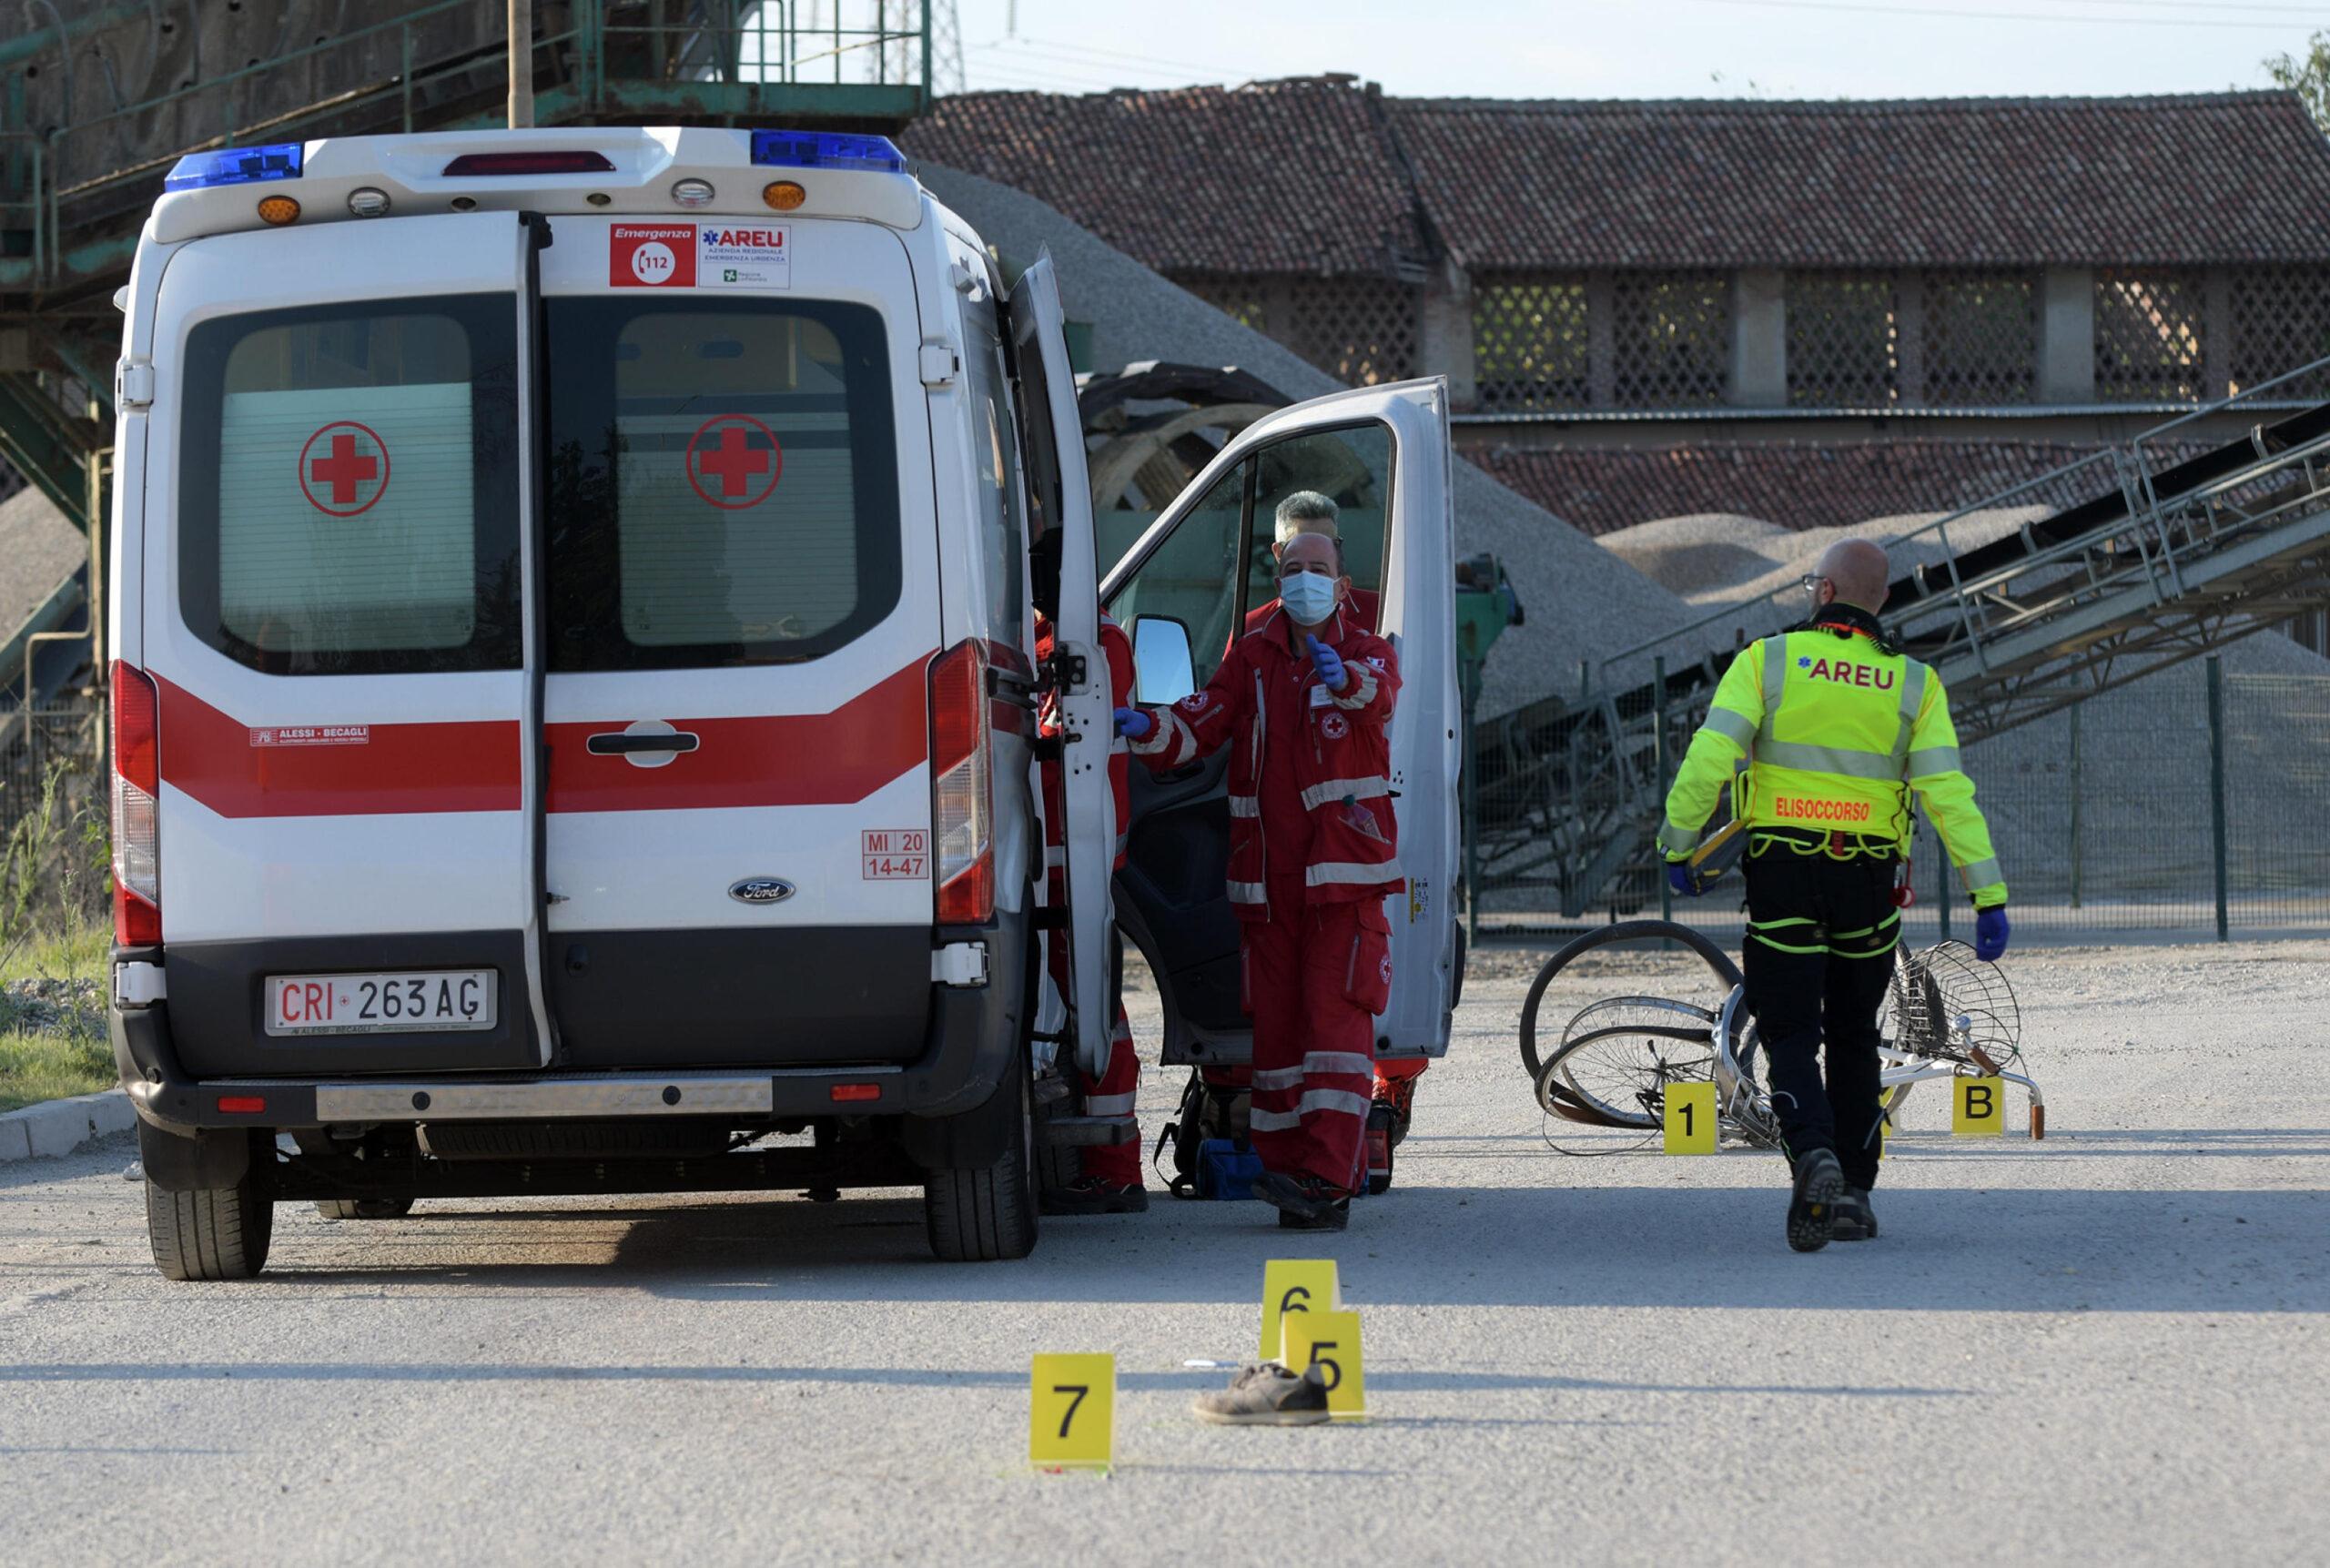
left=140, top=213, right=551, bottom=1073
left=1006, top=254, right=1116, bottom=1079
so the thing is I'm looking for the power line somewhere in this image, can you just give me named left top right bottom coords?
left=970, top=34, right=1252, bottom=78
left=1687, top=0, right=2315, bottom=28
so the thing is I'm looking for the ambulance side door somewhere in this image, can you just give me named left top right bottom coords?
left=1104, top=379, right=1460, bottom=1064
left=1005, top=254, right=1115, bottom=1078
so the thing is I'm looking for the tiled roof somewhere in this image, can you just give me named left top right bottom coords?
left=1390, top=93, right=2330, bottom=270
left=1468, top=440, right=2179, bottom=537
left=904, top=79, right=1427, bottom=278
left=907, top=83, right=2330, bottom=276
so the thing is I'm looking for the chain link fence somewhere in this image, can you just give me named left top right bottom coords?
left=1, top=694, right=109, bottom=936
left=1468, top=659, right=2330, bottom=945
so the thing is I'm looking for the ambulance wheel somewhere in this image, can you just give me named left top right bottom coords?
left=314, top=1198, right=415, bottom=1220
left=146, top=1170, right=274, bottom=1281
left=924, top=1051, right=1039, bottom=1262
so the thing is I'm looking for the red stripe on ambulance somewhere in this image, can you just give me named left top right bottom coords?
left=156, top=675, right=521, bottom=818
left=545, top=658, right=930, bottom=813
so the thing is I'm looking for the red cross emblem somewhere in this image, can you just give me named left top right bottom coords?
left=685, top=413, right=785, bottom=510
left=298, top=421, right=390, bottom=517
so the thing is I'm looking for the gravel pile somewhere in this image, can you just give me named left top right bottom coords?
left=1, top=976, right=104, bottom=1040
left=913, top=163, right=1701, bottom=719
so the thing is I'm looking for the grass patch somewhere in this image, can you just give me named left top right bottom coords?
left=1, top=918, right=112, bottom=1114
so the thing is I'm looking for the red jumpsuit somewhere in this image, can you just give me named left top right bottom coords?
left=1037, top=613, right=1141, bottom=1186
left=1240, top=589, right=1425, bottom=1117
left=1136, top=605, right=1403, bottom=1192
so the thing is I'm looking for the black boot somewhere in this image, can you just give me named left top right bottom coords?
left=1830, top=1185, right=1879, bottom=1241
left=1786, top=1148, right=1844, bottom=1253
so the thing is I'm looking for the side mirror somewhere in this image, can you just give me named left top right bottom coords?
left=1130, top=616, right=1195, bottom=706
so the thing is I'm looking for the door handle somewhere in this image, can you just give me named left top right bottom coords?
left=587, top=731, right=700, bottom=756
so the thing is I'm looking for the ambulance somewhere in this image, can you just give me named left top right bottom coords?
left=105, top=126, right=1460, bottom=1277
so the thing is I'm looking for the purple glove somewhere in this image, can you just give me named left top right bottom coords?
left=1113, top=706, right=1152, bottom=740
left=1306, top=635, right=1348, bottom=693
left=1666, top=861, right=1706, bottom=899
left=1973, top=905, right=2010, bottom=963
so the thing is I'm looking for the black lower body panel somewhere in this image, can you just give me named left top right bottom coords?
left=165, top=929, right=541, bottom=1077
left=548, top=926, right=932, bottom=1069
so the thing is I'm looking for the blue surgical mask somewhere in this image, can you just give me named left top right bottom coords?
left=1280, top=571, right=1338, bottom=625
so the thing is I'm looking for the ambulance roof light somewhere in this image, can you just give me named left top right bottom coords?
left=162, top=142, right=304, bottom=193
left=749, top=130, right=907, bottom=173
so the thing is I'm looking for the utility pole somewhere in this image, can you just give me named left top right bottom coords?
left=508, top=0, right=535, bottom=128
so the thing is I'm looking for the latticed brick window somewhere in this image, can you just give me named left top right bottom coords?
left=1786, top=272, right=1898, bottom=407
left=1176, top=273, right=1270, bottom=332
left=1611, top=271, right=1730, bottom=408
left=1923, top=269, right=2038, bottom=405
left=2229, top=266, right=2330, bottom=399
left=2095, top=270, right=2206, bottom=401
left=1283, top=278, right=1419, bottom=387
left=1471, top=273, right=1591, bottom=410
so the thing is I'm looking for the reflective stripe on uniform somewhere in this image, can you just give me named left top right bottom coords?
left=1227, top=879, right=1268, bottom=905
left=1251, top=1066, right=1306, bottom=1091
left=1043, top=845, right=1067, bottom=868
left=1755, top=739, right=1905, bottom=782
left=1906, top=744, right=1962, bottom=777
left=1084, top=1091, right=1137, bottom=1118
left=1657, top=818, right=1703, bottom=856
left=1248, top=1088, right=1372, bottom=1130
left=1957, top=855, right=2003, bottom=889
left=1298, top=775, right=1393, bottom=812
left=1109, top=735, right=1129, bottom=756
left=1758, top=635, right=1787, bottom=740
left=1704, top=706, right=1758, bottom=749
left=1302, top=1051, right=1374, bottom=1077
left=1305, top=859, right=1400, bottom=887
left=1331, top=663, right=1379, bottom=710
left=1892, top=661, right=1929, bottom=762
left=1229, top=794, right=1261, bottom=818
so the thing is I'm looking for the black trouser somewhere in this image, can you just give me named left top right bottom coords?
left=1740, top=837, right=1901, bottom=1191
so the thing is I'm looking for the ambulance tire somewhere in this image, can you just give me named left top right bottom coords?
left=923, top=1049, right=1039, bottom=1262
left=314, top=1198, right=416, bottom=1220
left=146, top=1168, right=274, bottom=1281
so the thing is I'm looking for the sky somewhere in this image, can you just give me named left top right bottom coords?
left=950, top=0, right=2325, bottom=102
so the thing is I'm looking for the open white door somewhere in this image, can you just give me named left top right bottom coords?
left=1008, top=255, right=1117, bottom=1078
left=1102, top=379, right=1460, bottom=1062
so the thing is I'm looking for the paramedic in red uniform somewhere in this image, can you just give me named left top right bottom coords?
left=1121, top=531, right=1403, bottom=1230
left=1239, top=491, right=1417, bottom=1192
left=1035, top=609, right=1148, bottom=1215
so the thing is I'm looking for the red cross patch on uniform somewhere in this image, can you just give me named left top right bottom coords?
left=1179, top=692, right=1211, bottom=713
left=1320, top=712, right=1350, bottom=740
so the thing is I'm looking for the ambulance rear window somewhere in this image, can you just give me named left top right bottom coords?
left=542, top=298, right=900, bottom=669
left=177, top=297, right=522, bottom=675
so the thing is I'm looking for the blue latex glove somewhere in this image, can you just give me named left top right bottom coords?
left=1113, top=705, right=1152, bottom=740
left=1306, top=634, right=1348, bottom=693
left=1666, top=860, right=1705, bottom=899
left=1973, top=905, right=2011, bottom=962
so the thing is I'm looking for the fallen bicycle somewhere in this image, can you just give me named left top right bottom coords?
left=1514, top=919, right=2043, bottom=1155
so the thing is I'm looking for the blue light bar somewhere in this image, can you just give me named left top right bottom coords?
left=749, top=130, right=907, bottom=174
left=163, top=142, right=305, bottom=193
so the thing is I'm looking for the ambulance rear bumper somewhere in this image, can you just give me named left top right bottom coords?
left=112, top=916, right=1026, bottom=1136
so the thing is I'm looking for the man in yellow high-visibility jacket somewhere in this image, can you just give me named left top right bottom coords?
left=1658, top=538, right=2008, bottom=1253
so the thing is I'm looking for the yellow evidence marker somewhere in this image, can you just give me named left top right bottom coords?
left=1029, top=1353, right=1115, bottom=1471
left=1953, top=1075, right=2005, bottom=1138
left=1260, top=1259, right=1342, bottom=1361
left=1663, top=1080, right=1717, bottom=1155
left=1280, top=1310, right=1366, bottom=1419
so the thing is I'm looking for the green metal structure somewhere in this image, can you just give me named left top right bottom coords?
left=0, top=0, right=936, bottom=540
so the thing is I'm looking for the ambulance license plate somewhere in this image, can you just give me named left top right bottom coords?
left=266, top=970, right=497, bottom=1036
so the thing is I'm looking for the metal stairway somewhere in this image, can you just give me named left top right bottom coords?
left=1474, top=359, right=2330, bottom=917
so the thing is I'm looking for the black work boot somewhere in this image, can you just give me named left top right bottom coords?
left=1830, top=1185, right=1879, bottom=1241
left=1039, top=1176, right=1150, bottom=1217
left=1786, top=1148, right=1845, bottom=1253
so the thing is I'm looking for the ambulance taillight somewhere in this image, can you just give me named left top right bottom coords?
left=929, top=642, right=994, bottom=925
left=109, top=662, right=162, bottom=946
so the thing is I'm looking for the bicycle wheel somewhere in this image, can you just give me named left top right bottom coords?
left=1536, top=996, right=1720, bottom=1127
left=1517, top=919, right=1746, bottom=1086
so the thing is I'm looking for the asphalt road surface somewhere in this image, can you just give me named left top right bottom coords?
left=4, top=942, right=2325, bottom=1565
